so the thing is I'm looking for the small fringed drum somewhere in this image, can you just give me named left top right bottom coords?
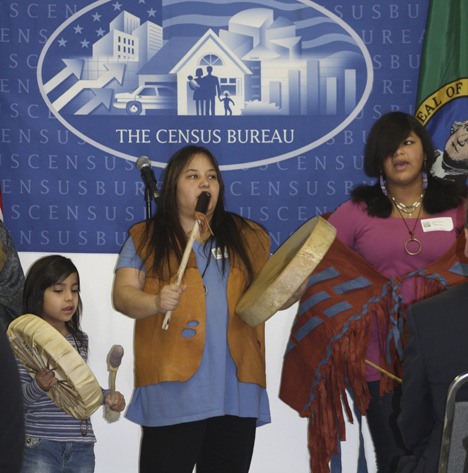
left=236, top=216, right=336, bottom=327
left=7, top=314, right=103, bottom=420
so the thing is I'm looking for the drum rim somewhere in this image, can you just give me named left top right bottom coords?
left=236, top=216, right=336, bottom=327
left=7, top=313, right=103, bottom=419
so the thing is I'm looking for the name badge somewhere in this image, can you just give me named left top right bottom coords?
left=212, top=247, right=228, bottom=259
left=420, top=217, right=454, bottom=232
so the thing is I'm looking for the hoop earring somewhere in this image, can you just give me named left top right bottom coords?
left=380, top=172, right=388, bottom=196
left=422, top=156, right=428, bottom=189
left=422, top=171, right=428, bottom=189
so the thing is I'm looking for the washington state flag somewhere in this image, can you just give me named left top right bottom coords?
left=415, top=0, right=468, bottom=181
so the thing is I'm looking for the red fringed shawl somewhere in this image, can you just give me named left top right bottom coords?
left=279, top=231, right=468, bottom=473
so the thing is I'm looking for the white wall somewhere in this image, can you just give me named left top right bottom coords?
left=18, top=252, right=375, bottom=473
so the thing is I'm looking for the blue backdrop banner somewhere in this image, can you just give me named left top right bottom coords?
left=1, top=0, right=429, bottom=253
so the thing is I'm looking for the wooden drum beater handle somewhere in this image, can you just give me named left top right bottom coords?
left=162, top=191, right=211, bottom=330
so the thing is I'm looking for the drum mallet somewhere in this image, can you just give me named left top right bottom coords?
left=105, top=344, right=124, bottom=422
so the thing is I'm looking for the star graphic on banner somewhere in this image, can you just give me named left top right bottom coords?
left=113, top=1, right=122, bottom=10
left=139, top=0, right=146, bottom=3
left=92, top=12, right=102, bottom=22
left=74, top=24, right=83, bottom=34
left=58, top=38, right=67, bottom=47
left=147, top=8, right=157, bottom=17
left=80, top=39, right=90, bottom=48
left=96, top=28, right=106, bottom=37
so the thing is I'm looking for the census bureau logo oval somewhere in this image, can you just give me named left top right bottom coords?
left=37, top=0, right=372, bottom=170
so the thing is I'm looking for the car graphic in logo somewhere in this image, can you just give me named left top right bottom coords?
left=38, top=2, right=372, bottom=168
left=113, top=85, right=177, bottom=115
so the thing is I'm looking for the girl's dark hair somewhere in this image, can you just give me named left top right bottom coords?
left=138, top=145, right=261, bottom=285
left=23, top=255, right=87, bottom=351
left=351, top=111, right=463, bottom=216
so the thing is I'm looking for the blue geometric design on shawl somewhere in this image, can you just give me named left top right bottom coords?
left=294, top=316, right=324, bottom=343
left=287, top=275, right=373, bottom=351
left=291, top=272, right=394, bottom=412
left=448, top=261, right=468, bottom=276
left=330, top=388, right=369, bottom=473
left=333, top=276, right=372, bottom=294
left=384, top=270, right=449, bottom=364
left=324, top=301, right=352, bottom=318
left=308, top=266, right=340, bottom=285
left=298, top=290, right=330, bottom=315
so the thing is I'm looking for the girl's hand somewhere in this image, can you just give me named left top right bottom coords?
left=35, top=368, right=57, bottom=392
left=105, top=392, right=126, bottom=412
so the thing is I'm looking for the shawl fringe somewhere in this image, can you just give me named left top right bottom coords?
left=280, top=231, right=468, bottom=473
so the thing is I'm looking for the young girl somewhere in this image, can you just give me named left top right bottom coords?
left=18, top=255, right=125, bottom=473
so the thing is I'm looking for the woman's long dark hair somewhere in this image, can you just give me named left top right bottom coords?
left=138, top=145, right=263, bottom=285
left=23, top=255, right=87, bottom=351
left=352, top=111, right=463, bottom=217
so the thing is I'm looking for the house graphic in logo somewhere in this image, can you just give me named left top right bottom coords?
left=43, top=7, right=365, bottom=118
left=38, top=1, right=371, bottom=167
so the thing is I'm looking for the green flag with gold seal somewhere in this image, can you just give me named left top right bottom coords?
left=415, top=0, right=468, bottom=181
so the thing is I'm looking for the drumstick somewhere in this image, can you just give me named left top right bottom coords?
left=105, top=344, right=124, bottom=423
left=107, top=344, right=124, bottom=396
left=162, top=191, right=211, bottom=330
left=365, top=359, right=402, bottom=383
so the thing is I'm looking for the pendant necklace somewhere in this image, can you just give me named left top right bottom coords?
left=201, top=269, right=209, bottom=296
left=392, top=197, right=423, bottom=256
left=200, top=241, right=213, bottom=296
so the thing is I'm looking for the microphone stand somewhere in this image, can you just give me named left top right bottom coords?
left=144, top=187, right=152, bottom=221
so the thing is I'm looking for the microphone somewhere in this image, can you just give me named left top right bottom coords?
left=195, top=191, right=211, bottom=215
left=136, top=156, right=159, bottom=200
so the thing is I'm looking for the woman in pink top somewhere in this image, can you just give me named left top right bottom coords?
left=328, top=112, right=466, bottom=473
